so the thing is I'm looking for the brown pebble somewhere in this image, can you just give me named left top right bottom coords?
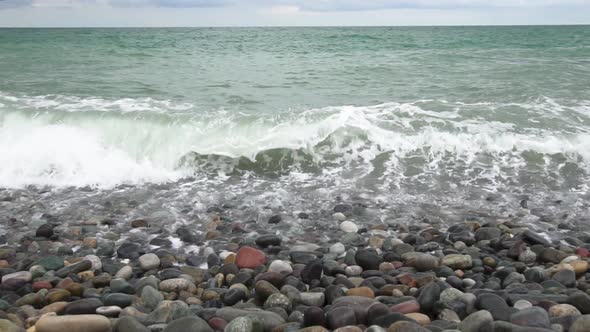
left=345, top=287, right=375, bottom=298
left=405, top=313, right=431, bottom=325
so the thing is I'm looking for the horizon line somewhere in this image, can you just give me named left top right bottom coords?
left=1, top=23, right=589, bottom=28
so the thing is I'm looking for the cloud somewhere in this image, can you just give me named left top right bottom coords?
left=1, top=0, right=590, bottom=10
left=109, top=0, right=229, bottom=8
left=274, top=0, right=590, bottom=12
left=0, top=0, right=33, bottom=9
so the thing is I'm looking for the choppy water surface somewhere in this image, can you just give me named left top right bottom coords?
left=1, top=26, right=589, bottom=238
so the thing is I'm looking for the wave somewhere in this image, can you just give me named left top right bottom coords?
left=0, top=91, right=589, bottom=188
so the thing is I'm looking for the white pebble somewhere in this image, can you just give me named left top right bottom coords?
left=513, top=300, right=533, bottom=310
left=139, top=253, right=160, bottom=271
left=329, top=242, right=346, bottom=255
left=84, top=255, right=102, bottom=271
left=340, top=221, right=358, bottom=233
left=333, top=212, right=346, bottom=221
left=268, top=260, right=293, bottom=274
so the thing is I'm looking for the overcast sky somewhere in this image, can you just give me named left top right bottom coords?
left=1, top=0, right=589, bottom=27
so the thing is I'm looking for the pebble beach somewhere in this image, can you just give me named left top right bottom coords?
left=1, top=196, right=590, bottom=332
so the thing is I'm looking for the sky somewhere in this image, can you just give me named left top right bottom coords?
left=0, top=0, right=589, bottom=27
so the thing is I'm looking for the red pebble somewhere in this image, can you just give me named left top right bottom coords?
left=208, top=317, right=227, bottom=330
left=576, top=248, right=590, bottom=258
left=32, top=281, right=53, bottom=292
left=390, top=299, right=420, bottom=314
left=235, top=246, right=266, bottom=269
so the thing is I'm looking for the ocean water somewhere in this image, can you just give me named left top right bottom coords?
left=1, top=26, right=589, bottom=233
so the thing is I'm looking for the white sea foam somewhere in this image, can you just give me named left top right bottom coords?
left=0, top=92, right=589, bottom=189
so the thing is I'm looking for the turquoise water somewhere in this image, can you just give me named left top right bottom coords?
left=0, top=26, right=589, bottom=203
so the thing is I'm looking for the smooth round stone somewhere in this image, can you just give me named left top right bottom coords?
left=403, top=253, right=439, bottom=272
left=518, top=249, right=537, bottom=264
left=264, top=293, right=292, bottom=311
left=111, top=278, right=135, bottom=294
left=327, top=306, right=357, bottom=329
left=549, top=304, right=582, bottom=318
left=458, top=310, right=493, bottom=332
left=454, top=241, right=467, bottom=251
left=64, top=298, right=103, bottom=315
left=304, top=306, right=326, bottom=327
left=16, top=292, right=44, bottom=307
left=330, top=243, right=346, bottom=255
left=40, top=302, right=68, bottom=315
left=568, top=292, right=590, bottom=314
left=235, top=246, right=266, bottom=269
left=141, top=285, right=164, bottom=310
left=438, top=309, right=461, bottom=323
left=224, top=288, right=247, bottom=306
left=417, top=282, right=440, bottom=313
left=405, top=313, right=430, bottom=326
left=208, top=317, right=228, bottom=331
left=84, top=255, right=102, bottom=271
left=104, top=293, right=133, bottom=308
left=346, top=287, right=374, bottom=298
left=387, top=321, right=430, bottom=332
left=115, top=266, right=133, bottom=280
left=159, top=278, right=193, bottom=292
left=255, top=280, right=280, bottom=301
left=96, top=305, right=122, bottom=317
left=301, top=260, right=323, bottom=284
left=36, top=255, right=65, bottom=271
left=36, top=315, right=111, bottom=332
left=571, top=260, right=589, bottom=275
left=162, top=316, right=213, bottom=332
left=345, top=266, right=363, bottom=277
left=269, top=260, right=293, bottom=274
left=439, top=288, right=464, bottom=305
left=224, top=316, right=262, bottom=332
left=33, top=281, right=53, bottom=291
left=510, top=306, right=550, bottom=328
left=333, top=327, right=362, bottom=332
left=340, top=221, right=358, bottom=233
left=553, top=269, right=576, bottom=287
left=0, top=319, right=19, bottom=332
left=300, top=292, right=325, bottom=307
left=355, top=249, right=383, bottom=271
left=524, top=267, right=548, bottom=283
left=441, top=254, right=473, bottom=269
left=139, top=253, right=161, bottom=271
left=513, top=300, right=533, bottom=310
left=115, top=316, right=150, bottom=332
left=333, top=213, right=347, bottom=221
left=46, top=289, right=71, bottom=303
left=36, top=223, right=54, bottom=238
left=390, top=300, right=420, bottom=314
left=216, top=308, right=285, bottom=331
left=1, top=270, right=32, bottom=283
left=462, top=278, right=476, bottom=288
left=570, top=316, right=590, bottom=332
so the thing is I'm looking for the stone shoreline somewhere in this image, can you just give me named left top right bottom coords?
left=1, top=202, right=590, bottom=332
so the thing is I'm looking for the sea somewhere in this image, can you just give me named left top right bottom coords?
left=1, top=26, right=589, bottom=236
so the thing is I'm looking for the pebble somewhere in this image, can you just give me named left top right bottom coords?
left=235, top=246, right=266, bottom=269
left=458, top=310, right=494, bottom=332
left=163, top=316, right=213, bottom=332
left=139, top=253, right=161, bottom=271
left=268, top=260, right=293, bottom=274
left=549, top=304, right=582, bottom=318
left=36, top=315, right=111, bottom=332
left=340, top=221, right=358, bottom=233
left=441, top=254, right=473, bottom=269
